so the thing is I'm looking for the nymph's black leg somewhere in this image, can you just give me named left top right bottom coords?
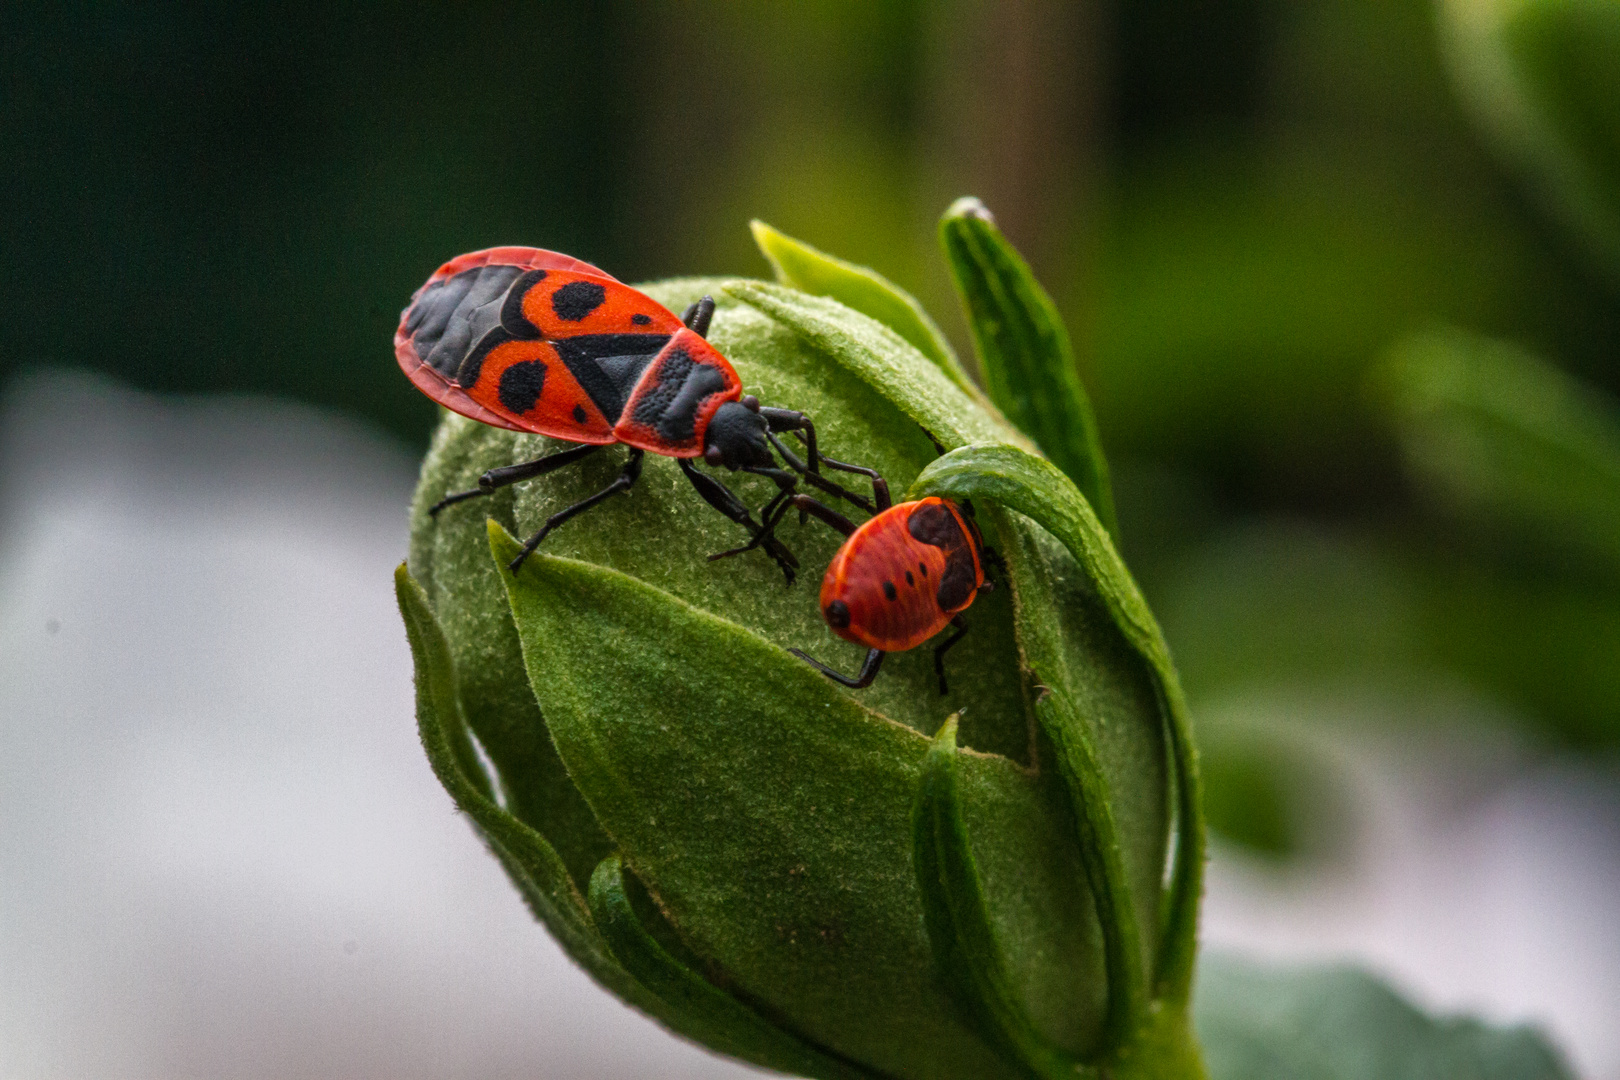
left=681, top=296, right=716, bottom=337
left=711, top=492, right=858, bottom=563
left=932, top=616, right=969, bottom=696
left=789, top=646, right=885, bottom=689
left=678, top=459, right=799, bottom=583
left=764, top=428, right=888, bottom=514
left=430, top=443, right=604, bottom=516
left=509, top=448, right=644, bottom=573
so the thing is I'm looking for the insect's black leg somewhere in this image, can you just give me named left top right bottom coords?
left=817, top=453, right=891, bottom=512
left=509, top=448, right=644, bottom=573
left=763, top=429, right=887, bottom=514
left=783, top=493, right=858, bottom=537
left=932, top=616, right=970, bottom=696
left=789, top=646, right=885, bottom=689
left=681, top=296, right=716, bottom=337
left=678, top=459, right=799, bottom=584
left=710, top=491, right=859, bottom=565
left=430, top=443, right=604, bottom=516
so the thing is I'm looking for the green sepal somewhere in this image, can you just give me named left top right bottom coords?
left=489, top=520, right=1114, bottom=1080
left=938, top=198, right=1119, bottom=541
left=914, top=716, right=1101, bottom=1080
left=724, top=280, right=1030, bottom=453
left=588, top=853, right=883, bottom=1080
left=750, top=219, right=974, bottom=394
left=906, top=444, right=1204, bottom=1004
left=1030, top=689, right=1147, bottom=1049
left=393, top=563, right=651, bottom=1012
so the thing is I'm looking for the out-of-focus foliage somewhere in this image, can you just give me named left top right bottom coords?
left=1440, top=0, right=1620, bottom=287
left=1195, top=954, right=1573, bottom=1080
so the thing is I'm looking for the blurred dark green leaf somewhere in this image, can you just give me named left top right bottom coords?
left=1195, top=954, right=1573, bottom=1080
left=1441, top=0, right=1620, bottom=286
left=1197, top=733, right=1304, bottom=860
left=1377, top=328, right=1620, bottom=579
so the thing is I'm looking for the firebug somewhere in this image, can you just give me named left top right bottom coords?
left=396, top=247, right=876, bottom=577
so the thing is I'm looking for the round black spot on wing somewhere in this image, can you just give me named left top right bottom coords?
left=882, top=581, right=898, bottom=601
left=572, top=404, right=588, bottom=424
left=552, top=281, right=608, bottom=321
left=631, top=313, right=652, bottom=326
left=905, top=570, right=915, bottom=586
left=825, top=600, right=850, bottom=629
left=497, top=360, right=547, bottom=415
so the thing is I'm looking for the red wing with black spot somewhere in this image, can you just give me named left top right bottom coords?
left=395, top=248, right=696, bottom=442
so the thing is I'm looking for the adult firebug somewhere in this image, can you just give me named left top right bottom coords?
left=782, top=476, right=993, bottom=694
left=396, top=247, right=876, bottom=577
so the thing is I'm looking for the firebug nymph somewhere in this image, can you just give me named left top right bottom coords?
left=780, top=474, right=994, bottom=694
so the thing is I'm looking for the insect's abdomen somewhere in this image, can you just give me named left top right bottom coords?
left=820, top=499, right=982, bottom=652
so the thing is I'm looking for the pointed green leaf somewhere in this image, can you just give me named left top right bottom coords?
left=589, top=853, right=881, bottom=1080
left=751, top=219, right=975, bottom=395
left=939, top=198, right=1118, bottom=540
left=725, top=280, right=1031, bottom=453
left=914, top=717, right=1102, bottom=1080
left=1196, top=954, right=1574, bottom=1080
left=907, top=444, right=1204, bottom=1004
left=490, top=522, right=1114, bottom=1079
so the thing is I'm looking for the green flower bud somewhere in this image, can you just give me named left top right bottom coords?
left=396, top=214, right=1205, bottom=1079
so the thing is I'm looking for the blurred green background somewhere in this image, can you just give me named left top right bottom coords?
left=7, top=0, right=1618, bottom=859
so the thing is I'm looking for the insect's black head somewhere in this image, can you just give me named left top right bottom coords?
left=703, top=395, right=773, bottom=470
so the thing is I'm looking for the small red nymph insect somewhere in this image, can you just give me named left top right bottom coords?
left=785, top=482, right=993, bottom=694
left=396, top=247, right=874, bottom=576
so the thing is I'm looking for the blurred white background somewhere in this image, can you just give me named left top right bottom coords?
left=2, top=372, right=1615, bottom=1079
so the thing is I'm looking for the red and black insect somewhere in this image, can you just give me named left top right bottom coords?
left=396, top=247, right=875, bottom=577
left=783, top=479, right=993, bottom=694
